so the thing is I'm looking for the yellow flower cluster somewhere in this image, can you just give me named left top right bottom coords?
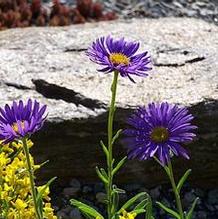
left=0, top=140, right=57, bottom=219
left=119, top=209, right=137, bottom=219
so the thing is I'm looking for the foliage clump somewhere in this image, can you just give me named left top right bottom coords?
left=0, top=140, right=57, bottom=219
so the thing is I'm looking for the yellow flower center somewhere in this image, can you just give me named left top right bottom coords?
left=12, top=121, right=25, bottom=133
left=151, top=127, right=169, bottom=143
left=109, top=53, right=130, bottom=65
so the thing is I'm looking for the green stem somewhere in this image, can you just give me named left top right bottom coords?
left=146, top=194, right=153, bottom=219
left=107, top=71, right=119, bottom=219
left=167, top=160, right=184, bottom=219
left=22, top=137, right=41, bottom=219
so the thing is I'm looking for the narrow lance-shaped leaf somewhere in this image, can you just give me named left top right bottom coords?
left=133, top=192, right=153, bottom=219
left=112, top=129, right=123, bottom=145
left=38, top=160, right=50, bottom=169
left=145, top=195, right=154, bottom=219
left=131, top=209, right=146, bottom=215
left=100, top=168, right=108, bottom=179
left=81, top=212, right=93, bottom=219
left=113, top=187, right=126, bottom=194
left=70, top=199, right=104, bottom=219
left=112, top=158, right=115, bottom=168
left=96, top=166, right=108, bottom=184
left=156, top=202, right=180, bottom=219
left=134, top=199, right=148, bottom=210
left=118, top=192, right=148, bottom=214
left=112, top=156, right=127, bottom=176
left=8, top=147, right=22, bottom=160
left=185, top=197, right=199, bottom=219
left=111, top=213, right=119, bottom=219
left=36, top=176, right=57, bottom=216
left=111, top=189, right=119, bottom=215
left=100, top=140, right=109, bottom=159
left=36, top=177, right=57, bottom=204
left=177, top=169, right=192, bottom=193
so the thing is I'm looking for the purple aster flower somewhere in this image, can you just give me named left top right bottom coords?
left=123, top=102, right=197, bottom=165
left=0, top=99, right=47, bottom=144
left=86, top=35, right=152, bottom=82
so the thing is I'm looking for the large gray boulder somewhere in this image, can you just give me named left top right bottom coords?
left=0, top=18, right=217, bottom=187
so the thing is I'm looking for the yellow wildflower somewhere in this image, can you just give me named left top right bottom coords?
left=0, top=152, right=10, bottom=167
left=14, top=198, right=27, bottom=210
left=37, top=185, right=51, bottom=201
left=0, top=140, right=57, bottom=218
left=119, top=209, right=137, bottom=219
left=7, top=209, right=17, bottom=219
left=44, top=203, right=57, bottom=219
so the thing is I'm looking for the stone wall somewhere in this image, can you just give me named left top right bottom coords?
left=0, top=18, right=217, bottom=188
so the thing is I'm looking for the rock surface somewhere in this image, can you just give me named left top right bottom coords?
left=102, top=0, right=218, bottom=25
left=0, top=18, right=217, bottom=187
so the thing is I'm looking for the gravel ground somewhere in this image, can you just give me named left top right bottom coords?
left=42, top=0, right=218, bottom=25
left=102, top=0, right=218, bottom=24
left=50, top=179, right=218, bottom=219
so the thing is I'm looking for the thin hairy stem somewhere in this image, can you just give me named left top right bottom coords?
left=168, top=160, right=184, bottom=219
left=107, top=71, right=119, bottom=219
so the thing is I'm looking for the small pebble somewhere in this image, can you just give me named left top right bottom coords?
left=69, top=208, right=83, bottom=219
left=96, top=192, right=107, bottom=203
left=63, top=187, right=79, bottom=198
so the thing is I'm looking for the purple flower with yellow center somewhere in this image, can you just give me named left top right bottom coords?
left=86, top=36, right=152, bottom=82
left=0, top=99, right=47, bottom=143
left=123, top=102, right=197, bottom=165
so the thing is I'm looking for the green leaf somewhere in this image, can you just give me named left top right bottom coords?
left=185, top=197, right=199, bottom=219
left=156, top=202, right=180, bottom=219
left=36, top=177, right=57, bottom=204
left=111, top=188, right=119, bottom=215
left=112, top=158, right=115, bottom=167
left=100, top=140, right=109, bottom=159
left=112, top=156, right=127, bottom=176
left=131, top=209, right=146, bottom=215
left=112, top=129, right=123, bottom=145
left=81, top=212, right=93, bottom=219
left=177, top=169, right=192, bottom=193
left=70, top=199, right=104, bottom=219
left=113, top=187, right=126, bottom=194
left=36, top=177, right=57, bottom=217
left=134, top=199, right=148, bottom=211
left=100, top=168, right=108, bottom=179
left=38, top=160, right=49, bottom=168
left=111, top=213, right=119, bottom=219
left=118, top=192, right=148, bottom=213
left=96, top=166, right=108, bottom=184
left=8, top=147, right=22, bottom=160
left=146, top=198, right=154, bottom=219
left=112, top=185, right=126, bottom=203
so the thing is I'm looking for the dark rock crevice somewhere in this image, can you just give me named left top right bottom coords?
left=184, top=56, right=206, bottom=64
left=154, top=48, right=206, bottom=67
left=64, top=48, right=87, bottom=53
left=154, top=56, right=205, bottom=67
left=4, top=82, right=31, bottom=90
left=32, top=79, right=106, bottom=110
